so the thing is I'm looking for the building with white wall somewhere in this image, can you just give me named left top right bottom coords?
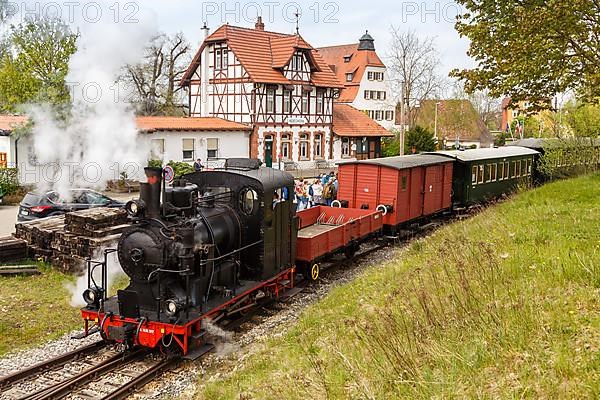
left=318, top=32, right=398, bottom=131
left=180, top=19, right=344, bottom=169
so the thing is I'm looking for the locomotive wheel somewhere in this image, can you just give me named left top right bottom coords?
left=309, top=263, right=320, bottom=282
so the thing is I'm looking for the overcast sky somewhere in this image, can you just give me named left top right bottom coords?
left=139, top=0, right=474, bottom=77
left=6, top=0, right=474, bottom=79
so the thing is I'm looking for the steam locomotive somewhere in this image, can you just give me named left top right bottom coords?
left=80, top=160, right=299, bottom=358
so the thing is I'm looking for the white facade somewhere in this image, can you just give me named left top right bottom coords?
left=144, top=130, right=250, bottom=168
left=349, top=66, right=398, bottom=130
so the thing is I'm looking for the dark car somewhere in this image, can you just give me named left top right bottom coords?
left=18, top=189, right=124, bottom=222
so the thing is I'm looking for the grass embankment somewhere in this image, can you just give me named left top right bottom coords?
left=199, top=174, right=600, bottom=399
left=0, top=265, right=81, bottom=355
left=0, top=265, right=128, bottom=356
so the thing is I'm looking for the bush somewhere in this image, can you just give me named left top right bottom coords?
left=147, top=159, right=163, bottom=169
left=166, top=160, right=194, bottom=178
left=0, top=168, right=20, bottom=196
left=404, top=125, right=436, bottom=154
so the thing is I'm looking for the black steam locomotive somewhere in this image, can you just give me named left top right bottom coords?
left=81, top=160, right=298, bottom=358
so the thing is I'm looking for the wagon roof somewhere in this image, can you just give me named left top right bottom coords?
left=427, top=146, right=539, bottom=162
left=338, top=154, right=452, bottom=170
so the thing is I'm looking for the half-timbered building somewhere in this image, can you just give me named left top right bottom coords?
left=180, top=18, right=343, bottom=169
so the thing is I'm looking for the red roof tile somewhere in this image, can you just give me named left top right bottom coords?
left=317, top=43, right=386, bottom=102
left=333, top=104, right=393, bottom=137
left=136, top=116, right=250, bottom=133
left=182, top=25, right=342, bottom=88
left=0, top=115, right=28, bottom=133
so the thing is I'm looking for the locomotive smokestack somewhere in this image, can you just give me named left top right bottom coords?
left=140, top=167, right=163, bottom=218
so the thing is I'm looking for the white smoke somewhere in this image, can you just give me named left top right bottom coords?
left=26, top=1, right=157, bottom=198
left=203, top=319, right=240, bottom=357
left=68, top=246, right=126, bottom=307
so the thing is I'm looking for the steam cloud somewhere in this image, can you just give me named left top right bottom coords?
left=68, top=246, right=125, bottom=307
left=26, top=1, right=158, bottom=198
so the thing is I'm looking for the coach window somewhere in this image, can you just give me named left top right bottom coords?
left=492, top=163, right=498, bottom=181
left=516, top=160, right=522, bottom=177
left=504, top=162, right=510, bottom=179
left=522, top=159, right=527, bottom=176
left=499, top=162, right=504, bottom=180
left=471, top=166, right=478, bottom=185
left=477, top=165, right=485, bottom=184
left=527, top=159, right=532, bottom=175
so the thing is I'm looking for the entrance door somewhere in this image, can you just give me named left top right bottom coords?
left=264, top=138, right=273, bottom=168
left=0, top=153, right=6, bottom=168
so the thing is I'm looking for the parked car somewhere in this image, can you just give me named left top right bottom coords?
left=18, top=189, right=124, bottom=222
left=0, top=187, right=4, bottom=204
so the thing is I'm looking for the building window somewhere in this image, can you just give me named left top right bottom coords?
left=266, top=88, right=275, bottom=113
left=215, top=48, right=228, bottom=70
left=368, top=71, right=373, bottom=80
left=207, top=138, right=218, bottom=159
left=346, top=73, right=353, bottom=82
left=385, top=110, right=394, bottom=121
left=0, top=152, right=6, bottom=168
left=299, top=134, right=309, bottom=159
left=281, top=134, right=291, bottom=159
left=302, top=90, right=310, bottom=114
left=316, top=91, right=324, bottom=114
left=182, top=138, right=195, bottom=160
left=292, top=53, right=303, bottom=70
left=342, top=137, right=350, bottom=157
left=364, top=91, right=370, bottom=100
left=314, top=134, right=322, bottom=158
left=150, top=139, right=164, bottom=159
left=283, top=90, right=292, bottom=114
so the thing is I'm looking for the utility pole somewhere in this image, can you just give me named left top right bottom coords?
left=399, top=81, right=405, bottom=155
left=434, top=101, right=441, bottom=147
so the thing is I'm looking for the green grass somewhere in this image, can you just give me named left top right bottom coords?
left=0, top=264, right=82, bottom=356
left=197, top=174, right=600, bottom=399
left=0, top=263, right=128, bottom=356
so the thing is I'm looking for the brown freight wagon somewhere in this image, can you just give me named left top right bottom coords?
left=336, top=154, right=453, bottom=230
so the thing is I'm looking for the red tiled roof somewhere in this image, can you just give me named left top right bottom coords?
left=0, top=115, right=28, bottom=133
left=181, top=25, right=342, bottom=88
left=317, top=43, right=386, bottom=102
left=136, top=116, right=250, bottom=133
left=333, top=104, right=393, bottom=137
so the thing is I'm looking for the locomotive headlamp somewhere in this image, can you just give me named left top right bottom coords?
left=125, top=200, right=145, bottom=217
left=165, top=299, right=181, bottom=317
left=83, top=287, right=102, bottom=308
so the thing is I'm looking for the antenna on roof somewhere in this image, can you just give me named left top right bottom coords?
left=294, top=8, right=301, bottom=34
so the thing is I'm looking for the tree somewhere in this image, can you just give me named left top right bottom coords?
left=564, top=101, right=600, bottom=138
left=387, top=28, right=445, bottom=127
left=452, top=81, right=501, bottom=130
left=124, top=32, right=191, bottom=116
left=404, top=126, right=436, bottom=154
left=0, top=16, right=77, bottom=111
left=451, top=0, right=600, bottom=105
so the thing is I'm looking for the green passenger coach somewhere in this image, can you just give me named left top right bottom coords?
left=429, top=147, right=539, bottom=206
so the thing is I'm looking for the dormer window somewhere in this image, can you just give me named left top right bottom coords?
left=346, top=73, right=353, bottom=82
left=343, top=55, right=352, bottom=63
left=292, top=53, right=303, bottom=71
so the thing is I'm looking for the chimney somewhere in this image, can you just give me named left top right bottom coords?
left=255, top=16, right=265, bottom=31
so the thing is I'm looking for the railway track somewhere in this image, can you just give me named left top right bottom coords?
left=0, top=342, right=180, bottom=400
